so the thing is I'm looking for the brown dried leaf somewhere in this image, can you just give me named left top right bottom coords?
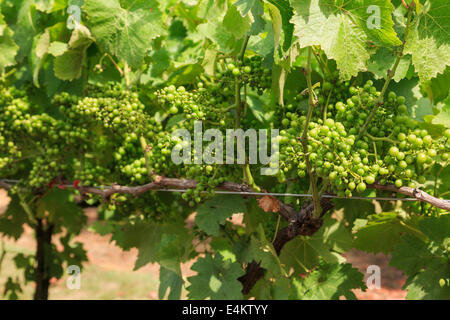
left=258, top=195, right=280, bottom=213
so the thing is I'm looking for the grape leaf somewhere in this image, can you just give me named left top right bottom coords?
left=48, top=41, right=68, bottom=56
left=390, top=215, right=450, bottom=300
left=195, top=195, right=246, bottom=236
left=159, top=266, right=184, bottom=300
left=120, top=219, right=192, bottom=272
left=290, top=0, right=401, bottom=79
left=120, top=222, right=161, bottom=266
left=35, top=30, right=50, bottom=59
left=352, top=212, right=416, bottom=254
left=84, top=0, right=165, bottom=68
left=408, top=97, right=434, bottom=122
left=389, top=235, right=435, bottom=276
left=201, top=48, right=217, bottom=76
left=418, top=215, right=450, bottom=243
left=247, top=23, right=274, bottom=57
left=432, top=103, right=450, bottom=128
left=187, top=253, right=244, bottom=300
left=267, top=0, right=294, bottom=52
left=36, top=189, right=86, bottom=234
left=223, top=3, right=252, bottom=39
left=427, top=66, right=450, bottom=103
left=210, top=237, right=237, bottom=262
left=157, top=224, right=193, bottom=273
left=53, top=26, right=94, bottom=80
left=404, top=259, right=450, bottom=300
left=234, top=0, right=255, bottom=17
left=239, top=225, right=285, bottom=276
left=53, top=49, right=84, bottom=80
left=248, top=0, right=266, bottom=36
left=332, top=198, right=375, bottom=226
left=197, top=0, right=227, bottom=20
left=197, top=20, right=236, bottom=53
left=0, top=195, right=29, bottom=240
left=280, top=216, right=352, bottom=274
left=404, top=0, right=450, bottom=81
left=290, top=262, right=365, bottom=300
left=35, top=0, right=55, bottom=12
left=0, top=27, right=18, bottom=70
left=368, top=48, right=411, bottom=82
left=265, top=2, right=282, bottom=50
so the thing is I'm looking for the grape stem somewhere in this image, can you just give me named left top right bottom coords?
left=123, top=61, right=131, bottom=88
left=322, top=84, right=333, bottom=121
left=234, top=34, right=259, bottom=192
left=312, top=46, right=331, bottom=77
left=139, top=136, right=153, bottom=178
left=301, top=47, right=322, bottom=217
left=357, top=6, right=414, bottom=140
left=234, top=34, right=250, bottom=128
left=100, top=54, right=124, bottom=76
left=366, top=132, right=397, bottom=145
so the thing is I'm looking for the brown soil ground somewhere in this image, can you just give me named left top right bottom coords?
left=0, top=189, right=407, bottom=300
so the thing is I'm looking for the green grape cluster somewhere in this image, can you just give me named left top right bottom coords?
left=100, top=191, right=187, bottom=224
left=155, top=84, right=233, bottom=129
left=215, top=56, right=271, bottom=96
left=54, top=83, right=150, bottom=135
left=0, top=84, right=74, bottom=186
left=277, top=79, right=450, bottom=198
left=243, top=56, right=272, bottom=95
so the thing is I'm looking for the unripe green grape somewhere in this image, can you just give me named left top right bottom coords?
left=356, top=182, right=366, bottom=193
left=365, top=176, right=375, bottom=184
left=416, top=152, right=427, bottom=164
left=394, top=179, right=403, bottom=188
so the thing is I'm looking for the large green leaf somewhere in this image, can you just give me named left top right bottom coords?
left=0, top=195, right=29, bottom=240
left=235, top=225, right=285, bottom=276
left=0, top=26, right=18, bottom=70
left=368, top=48, right=411, bottom=82
left=36, top=189, right=86, bottom=234
left=267, top=0, right=294, bottom=52
left=432, top=98, right=450, bottom=128
left=84, top=0, right=165, bottom=67
left=223, top=3, right=252, bottom=39
left=187, top=253, right=244, bottom=300
left=159, top=266, right=184, bottom=300
left=290, top=0, right=401, bottom=79
left=418, top=215, right=450, bottom=244
left=197, top=21, right=236, bottom=53
left=404, top=0, right=450, bottom=81
left=234, top=0, right=255, bottom=17
left=53, top=25, right=94, bottom=80
left=195, top=195, right=246, bottom=236
left=290, top=261, right=365, bottom=300
left=280, top=216, right=352, bottom=274
left=404, top=260, right=450, bottom=300
left=120, top=219, right=193, bottom=272
left=390, top=215, right=450, bottom=300
left=389, top=235, right=435, bottom=276
left=352, top=212, right=417, bottom=254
